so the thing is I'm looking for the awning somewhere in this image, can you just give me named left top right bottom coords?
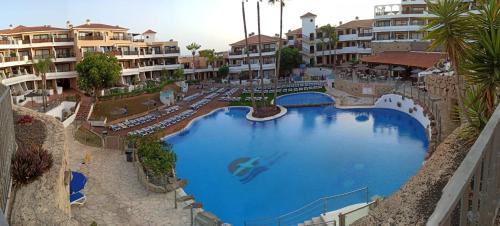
left=361, top=51, right=447, bottom=69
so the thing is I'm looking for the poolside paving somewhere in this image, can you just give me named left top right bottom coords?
left=325, top=85, right=375, bottom=106
left=66, top=124, right=192, bottom=226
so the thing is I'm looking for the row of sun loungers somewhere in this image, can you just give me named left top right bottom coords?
left=190, top=99, right=211, bottom=110
left=128, top=110, right=196, bottom=137
left=245, top=96, right=268, bottom=101
left=110, top=106, right=180, bottom=131
left=242, top=82, right=326, bottom=94
left=183, top=93, right=202, bottom=102
left=223, top=88, right=239, bottom=97
left=218, top=96, right=241, bottom=102
left=204, top=92, right=219, bottom=100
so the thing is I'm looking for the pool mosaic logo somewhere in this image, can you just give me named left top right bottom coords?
left=228, top=152, right=287, bottom=184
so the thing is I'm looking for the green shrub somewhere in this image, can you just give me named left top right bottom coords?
left=137, top=137, right=176, bottom=177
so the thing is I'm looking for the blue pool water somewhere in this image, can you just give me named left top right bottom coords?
left=276, top=92, right=335, bottom=106
left=165, top=106, right=428, bottom=225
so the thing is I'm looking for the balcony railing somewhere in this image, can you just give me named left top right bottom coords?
left=78, top=36, right=104, bottom=41
left=358, top=33, right=373, bottom=37
left=54, top=37, right=74, bottom=42
left=229, top=48, right=276, bottom=56
left=33, top=55, right=54, bottom=60
left=56, top=52, right=75, bottom=58
left=31, top=38, right=52, bottom=44
left=427, top=104, right=500, bottom=226
left=123, top=51, right=138, bottom=55
left=164, top=49, right=180, bottom=54
left=110, top=36, right=132, bottom=41
left=0, top=39, right=9, bottom=45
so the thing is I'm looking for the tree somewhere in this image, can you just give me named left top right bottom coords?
left=76, top=53, right=121, bottom=100
left=33, top=57, right=53, bottom=112
left=218, top=65, right=230, bottom=81
left=424, top=0, right=474, bottom=124
left=463, top=0, right=500, bottom=120
left=242, top=0, right=257, bottom=109
left=268, top=0, right=285, bottom=106
left=256, top=1, right=266, bottom=107
left=200, top=49, right=217, bottom=79
left=173, top=68, right=184, bottom=81
left=186, top=43, right=201, bottom=80
left=278, top=47, right=301, bottom=77
left=160, top=68, right=169, bottom=81
left=320, top=24, right=338, bottom=72
left=137, top=136, right=177, bottom=177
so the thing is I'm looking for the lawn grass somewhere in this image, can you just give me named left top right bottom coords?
left=229, top=87, right=327, bottom=107
left=92, top=93, right=161, bottom=121
left=75, top=127, right=102, bottom=148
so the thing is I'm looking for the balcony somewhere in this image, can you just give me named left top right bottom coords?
left=54, top=37, right=74, bottom=42
left=164, top=49, right=180, bottom=54
left=374, top=4, right=430, bottom=19
left=228, top=48, right=276, bottom=59
left=123, top=51, right=138, bottom=55
left=33, top=55, right=54, bottom=60
left=110, top=36, right=133, bottom=41
left=31, top=38, right=52, bottom=44
left=78, top=36, right=104, bottom=41
left=56, top=52, right=75, bottom=58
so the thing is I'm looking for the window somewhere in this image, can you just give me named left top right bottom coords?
left=288, top=36, right=294, bottom=40
left=81, top=47, right=95, bottom=53
left=377, top=33, right=390, bottom=40
left=56, top=63, right=71, bottom=72
left=376, top=20, right=391, bottom=27
left=33, top=34, right=50, bottom=39
left=394, top=19, right=408, bottom=26
left=35, top=49, right=50, bottom=57
left=56, top=49, right=70, bottom=57
left=410, top=32, right=424, bottom=39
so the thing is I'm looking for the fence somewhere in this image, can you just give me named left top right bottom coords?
left=394, top=82, right=443, bottom=143
left=426, top=104, right=500, bottom=226
left=244, top=187, right=369, bottom=226
left=0, top=84, right=15, bottom=216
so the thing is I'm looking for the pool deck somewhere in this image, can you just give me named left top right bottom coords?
left=325, top=86, right=376, bottom=107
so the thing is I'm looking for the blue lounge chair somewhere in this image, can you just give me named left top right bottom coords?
left=70, top=191, right=86, bottom=205
left=70, top=171, right=87, bottom=194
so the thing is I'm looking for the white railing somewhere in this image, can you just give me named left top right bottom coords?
left=427, top=104, right=500, bottom=225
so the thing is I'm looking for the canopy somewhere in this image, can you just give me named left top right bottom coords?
left=391, top=66, right=406, bottom=72
left=361, top=51, right=447, bottom=69
left=70, top=171, right=87, bottom=194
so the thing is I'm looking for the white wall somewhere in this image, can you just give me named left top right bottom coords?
left=375, top=94, right=432, bottom=136
left=45, top=101, right=77, bottom=127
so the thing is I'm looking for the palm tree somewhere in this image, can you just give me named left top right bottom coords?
left=242, top=0, right=257, bottom=109
left=320, top=24, right=338, bottom=73
left=186, top=43, right=201, bottom=81
left=34, top=57, right=53, bottom=112
left=424, top=0, right=473, bottom=124
left=269, top=0, right=285, bottom=107
left=463, top=0, right=500, bottom=119
left=256, top=1, right=266, bottom=107
left=318, top=36, right=327, bottom=67
left=200, top=49, right=217, bottom=79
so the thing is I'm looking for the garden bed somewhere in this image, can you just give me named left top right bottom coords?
left=91, top=93, right=162, bottom=121
left=14, top=112, right=47, bottom=150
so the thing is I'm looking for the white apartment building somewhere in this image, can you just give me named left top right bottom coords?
left=227, top=34, right=285, bottom=80
left=0, top=21, right=181, bottom=105
left=290, top=12, right=373, bottom=66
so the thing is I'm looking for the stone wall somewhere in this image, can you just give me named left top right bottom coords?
left=0, top=85, right=15, bottom=213
left=10, top=106, right=78, bottom=226
left=335, top=80, right=393, bottom=97
left=371, top=42, right=431, bottom=54
left=424, top=75, right=460, bottom=138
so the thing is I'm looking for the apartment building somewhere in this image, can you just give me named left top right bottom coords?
left=372, top=0, right=479, bottom=54
left=293, top=12, right=373, bottom=66
left=227, top=34, right=284, bottom=81
left=0, top=20, right=181, bottom=105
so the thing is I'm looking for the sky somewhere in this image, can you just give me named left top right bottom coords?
left=1, top=0, right=400, bottom=55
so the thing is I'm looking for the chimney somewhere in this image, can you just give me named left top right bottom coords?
left=9, top=24, right=13, bottom=29
left=339, top=21, right=343, bottom=25
left=355, top=16, right=359, bottom=20
left=249, top=32, right=255, bottom=37
left=66, top=21, right=71, bottom=28
left=86, top=19, right=91, bottom=25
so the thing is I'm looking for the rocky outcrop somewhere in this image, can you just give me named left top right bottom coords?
left=10, top=106, right=79, bottom=226
left=352, top=126, right=469, bottom=226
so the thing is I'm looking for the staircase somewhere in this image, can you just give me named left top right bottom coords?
left=75, top=97, right=93, bottom=121
left=298, top=216, right=329, bottom=226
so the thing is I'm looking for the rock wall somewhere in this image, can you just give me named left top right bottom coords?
left=10, top=106, right=78, bottom=226
left=424, top=75, right=461, bottom=138
left=352, top=126, right=468, bottom=226
left=335, top=80, right=393, bottom=97
left=0, top=85, right=15, bottom=213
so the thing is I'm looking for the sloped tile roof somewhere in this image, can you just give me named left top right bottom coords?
left=361, top=51, right=447, bottom=69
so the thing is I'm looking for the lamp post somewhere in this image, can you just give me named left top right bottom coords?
left=101, top=130, right=108, bottom=151
left=184, top=202, right=203, bottom=226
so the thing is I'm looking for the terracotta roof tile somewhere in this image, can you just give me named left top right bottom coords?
left=361, top=51, right=447, bottom=69
left=300, top=12, right=317, bottom=18
left=0, top=25, right=67, bottom=35
left=143, top=29, right=157, bottom=34
left=73, top=23, right=127, bottom=30
left=230, top=34, right=283, bottom=46
left=338, top=19, right=374, bottom=29
left=286, top=28, right=302, bottom=36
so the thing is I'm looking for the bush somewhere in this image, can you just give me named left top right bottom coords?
left=17, top=115, right=34, bottom=125
left=137, top=137, right=176, bottom=177
left=11, top=147, right=53, bottom=185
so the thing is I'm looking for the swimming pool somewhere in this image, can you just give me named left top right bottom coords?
left=165, top=106, right=428, bottom=225
left=276, top=92, right=335, bottom=107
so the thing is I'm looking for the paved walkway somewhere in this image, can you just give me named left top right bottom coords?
left=66, top=124, right=192, bottom=226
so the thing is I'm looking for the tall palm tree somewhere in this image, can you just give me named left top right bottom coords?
left=34, top=57, right=53, bottom=112
left=424, top=0, right=473, bottom=124
left=200, top=49, right=217, bottom=79
left=464, top=0, right=500, bottom=119
left=320, top=24, right=338, bottom=73
left=242, top=0, right=257, bottom=109
left=186, top=43, right=201, bottom=81
left=269, top=0, right=285, bottom=107
left=256, top=1, right=266, bottom=107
